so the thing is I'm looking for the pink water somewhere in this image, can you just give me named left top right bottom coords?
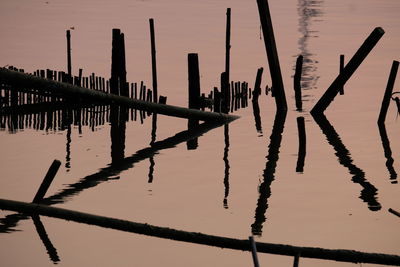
left=0, top=0, right=399, bottom=266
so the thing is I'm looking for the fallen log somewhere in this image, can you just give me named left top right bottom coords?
left=0, top=68, right=239, bottom=123
left=1, top=198, right=399, bottom=265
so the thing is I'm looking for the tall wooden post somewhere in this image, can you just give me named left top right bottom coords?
left=149, top=18, right=158, bottom=103
left=256, top=0, right=287, bottom=112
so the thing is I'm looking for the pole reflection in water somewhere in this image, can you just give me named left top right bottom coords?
left=31, top=215, right=60, bottom=264
left=378, top=122, right=398, bottom=184
left=110, top=104, right=127, bottom=165
left=223, top=124, right=230, bottom=209
left=187, top=118, right=199, bottom=150
left=0, top=121, right=225, bottom=233
left=313, top=114, right=381, bottom=211
left=296, top=0, right=323, bottom=92
left=252, top=111, right=287, bottom=236
left=148, top=113, right=157, bottom=183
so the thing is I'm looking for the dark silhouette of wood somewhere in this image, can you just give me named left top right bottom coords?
left=66, top=30, right=72, bottom=79
left=252, top=68, right=264, bottom=133
left=311, top=27, right=385, bottom=115
left=256, top=0, right=287, bottom=112
left=294, top=55, right=303, bottom=110
left=32, top=160, right=61, bottom=203
left=1, top=198, right=400, bottom=265
left=225, top=8, right=231, bottom=85
left=339, top=55, right=345, bottom=95
left=389, top=208, right=400, bottom=218
left=378, top=60, right=399, bottom=124
left=149, top=19, right=158, bottom=103
left=296, top=116, right=306, bottom=173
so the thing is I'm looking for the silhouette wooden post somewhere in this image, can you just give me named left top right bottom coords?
left=66, top=30, right=72, bottom=80
left=311, top=27, right=385, bottom=115
left=188, top=53, right=201, bottom=110
left=187, top=53, right=201, bottom=149
left=378, top=60, right=399, bottom=124
left=149, top=18, right=158, bottom=103
left=294, top=55, right=303, bottom=111
left=296, top=116, right=306, bottom=173
left=256, top=0, right=287, bottom=112
left=339, top=55, right=345, bottom=95
left=221, top=72, right=229, bottom=113
left=225, top=8, right=231, bottom=86
left=32, top=160, right=61, bottom=203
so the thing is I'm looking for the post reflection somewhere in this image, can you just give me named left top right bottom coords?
left=31, top=215, right=60, bottom=264
left=110, top=104, right=127, bottom=165
left=252, top=111, right=287, bottom=236
left=223, top=124, right=230, bottom=209
left=296, top=0, right=323, bottom=92
left=148, top=113, right=157, bottom=183
left=313, top=114, right=381, bottom=211
left=378, top=122, right=398, bottom=184
left=0, top=121, right=225, bottom=233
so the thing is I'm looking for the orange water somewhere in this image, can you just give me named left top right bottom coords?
left=0, top=0, right=399, bottom=266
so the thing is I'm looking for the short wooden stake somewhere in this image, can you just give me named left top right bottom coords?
left=66, top=30, right=72, bottom=79
left=188, top=53, right=201, bottom=110
left=32, top=160, right=61, bottom=203
left=389, top=208, right=400, bottom=218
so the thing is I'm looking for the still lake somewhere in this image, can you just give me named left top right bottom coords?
left=0, top=0, right=399, bottom=266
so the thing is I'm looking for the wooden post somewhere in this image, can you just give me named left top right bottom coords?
left=32, top=160, right=61, bottom=203
left=221, top=72, right=229, bottom=113
left=149, top=18, right=158, bottom=103
left=294, top=55, right=303, bottom=111
left=296, top=116, right=306, bottom=173
left=378, top=60, right=399, bottom=124
left=256, top=0, right=287, bottom=112
left=252, top=68, right=264, bottom=103
left=339, top=55, right=345, bottom=95
left=66, top=30, right=72, bottom=79
left=311, top=27, right=385, bottom=115
left=188, top=53, right=201, bottom=110
left=214, top=87, right=221, bottom=113
left=225, top=8, right=231, bottom=84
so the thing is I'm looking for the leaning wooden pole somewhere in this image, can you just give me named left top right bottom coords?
left=310, top=27, right=385, bottom=115
left=0, top=68, right=239, bottom=122
left=1, top=198, right=400, bottom=266
left=377, top=60, right=399, bottom=124
left=256, top=0, right=287, bottom=112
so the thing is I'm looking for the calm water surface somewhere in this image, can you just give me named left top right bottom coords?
left=0, top=0, right=399, bottom=266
